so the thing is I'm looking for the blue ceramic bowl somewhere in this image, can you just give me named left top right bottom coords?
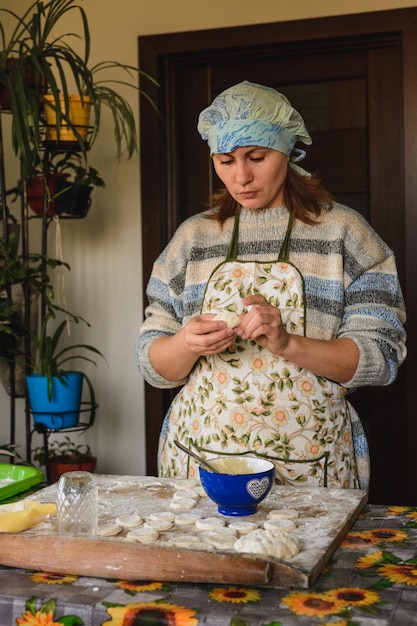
left=199, top=456, right=275, bottom=516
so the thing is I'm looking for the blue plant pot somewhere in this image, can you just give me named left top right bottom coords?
left=26, top=371, right=83, bottom=429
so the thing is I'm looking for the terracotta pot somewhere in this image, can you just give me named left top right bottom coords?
left=27, top=173, right=70, bottom=217
left=43, top=95, right=92, bottom=144
left=48, top=456, right=97, bottom=484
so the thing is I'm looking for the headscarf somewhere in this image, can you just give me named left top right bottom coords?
left=197, top=80, right=312, bottom=174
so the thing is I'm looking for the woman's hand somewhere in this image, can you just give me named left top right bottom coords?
left=237, top=294, right=359, bottom=382
left=183, top=314, right=237, bottom=356
left=238, top=294, right=289, bottom=355
left=149, top=314, right=237, bottom=382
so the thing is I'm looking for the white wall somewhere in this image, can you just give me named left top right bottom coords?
left=1, top=0, right=416, bottom=476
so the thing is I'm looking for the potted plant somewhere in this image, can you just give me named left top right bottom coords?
left=0, top=0, right=92, bottom=181
left=32, top=435, right=96, bottom=483
left=26, top=312, right=104, bottom=430
left=25, top=151, right=105, bottom=218
left=0, top=0, right=158, bottom=181
left=55, top=163, right=105, bottom=218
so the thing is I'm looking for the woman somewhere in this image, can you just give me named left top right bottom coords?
left=136, top=81, right=406, bottom=490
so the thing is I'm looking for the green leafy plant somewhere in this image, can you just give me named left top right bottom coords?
left=0, top=0, right=92, bottom=179
left=0, top=443, right=24, bottom=461
left=32, top=435, right=93, bottom=466
left=50, top=151, right=105, bottom=187
left=0, top=0, right=158, bottom=180
left=30, top=313, right=105, bottom=402
left=0, top=233, right=69, bottom=339
left=0, top=234, right=68, bottom=291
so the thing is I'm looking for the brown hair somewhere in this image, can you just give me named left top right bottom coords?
left=207, top=166, right=333, bottom=225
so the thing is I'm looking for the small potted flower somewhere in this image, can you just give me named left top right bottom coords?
left=32, top=435, right=96, bottom=483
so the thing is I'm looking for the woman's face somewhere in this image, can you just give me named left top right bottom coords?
left=212, top=146, right=289, bottom=209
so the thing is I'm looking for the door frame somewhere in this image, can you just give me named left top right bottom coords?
left=139, top=9, right=417, bottom=501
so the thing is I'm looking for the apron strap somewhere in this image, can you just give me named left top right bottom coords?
left=278, top=214, right=294, bottom=263
left=226, top=210, right=294, bottom=262
left=226, top=211, right=241, bottom=261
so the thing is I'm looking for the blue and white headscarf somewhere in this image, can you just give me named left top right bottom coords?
left=197, top=81, right=312, bottom=173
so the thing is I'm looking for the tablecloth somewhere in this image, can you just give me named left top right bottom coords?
left=0, top=503, right=417, bottom=625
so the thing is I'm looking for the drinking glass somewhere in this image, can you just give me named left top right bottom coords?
left=57, top=471, right=98, bottom=537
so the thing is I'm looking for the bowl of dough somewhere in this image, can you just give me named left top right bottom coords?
left=199, top=455, right=275, bottom=516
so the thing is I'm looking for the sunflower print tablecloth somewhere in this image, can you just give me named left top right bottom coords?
left=1, top=504, right=417, bottom=625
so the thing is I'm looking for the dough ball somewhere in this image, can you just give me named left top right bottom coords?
left=234, top=528, right=300, bottom=560
left=213, top=311, right=240, bottom=328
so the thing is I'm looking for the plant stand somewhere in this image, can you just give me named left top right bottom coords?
left=29, top=401, right=97, bottom=483
left=0, top=106, right=97, bottom=467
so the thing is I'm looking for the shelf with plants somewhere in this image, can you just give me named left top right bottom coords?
left=0, top=0, right=157, bottom=477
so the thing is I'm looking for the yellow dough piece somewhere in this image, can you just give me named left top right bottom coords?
left=0, top=501, right=57, bottom=533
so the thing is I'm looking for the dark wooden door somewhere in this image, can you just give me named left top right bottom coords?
left=139, top=9, right=417, bottom=504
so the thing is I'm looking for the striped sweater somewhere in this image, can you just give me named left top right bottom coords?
left=135, top=204, right=406, bottom=390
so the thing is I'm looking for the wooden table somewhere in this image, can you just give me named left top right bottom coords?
left=0, top=479, right=416, bottom=624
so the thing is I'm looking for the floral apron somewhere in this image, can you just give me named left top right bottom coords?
left=159, top=213, right=359, bottom=489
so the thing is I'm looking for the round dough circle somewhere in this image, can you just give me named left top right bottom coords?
left=174, top=479, right=200, bottom=490
left=149, top=511, right=175, bottom=523
left=144, top=519, right=173, bottom=531
left=115, top=514, right=143, bottom=528
left=97, top=523, right=123, bottom=537
left=228, top=520, right=258, bottom=534
left=170, top=497, right=197, bottom=510
left=126, top=527, right=159, bottom=543
left=264, top=518, right=297, bottom=532
left=172, top=489, right=199, bottom=501
left=168, top=533, right=202, bottom=548
left=195, top=517, right=226, bottom=531
left=202, top=530, right=237, bottom=549
left=174, top=512, right=200, bottom=525
left=268, top=508, right=299, bottom=520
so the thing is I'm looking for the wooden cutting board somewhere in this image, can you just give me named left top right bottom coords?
left=0, top=474, right=367, bottom=588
